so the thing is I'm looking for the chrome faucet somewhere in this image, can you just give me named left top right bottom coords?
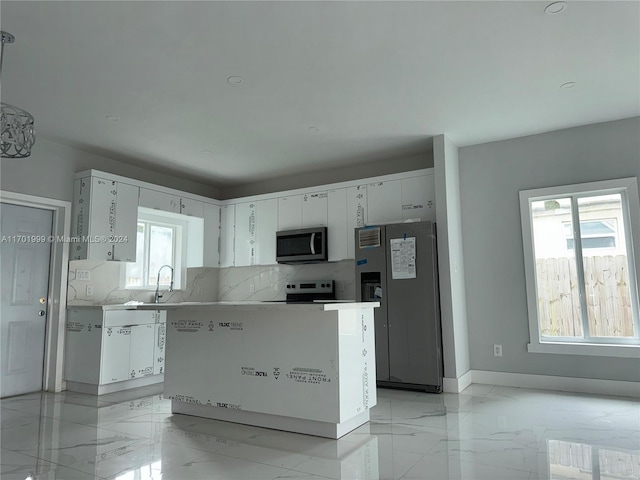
left=154, top=265, right=174, bottom=303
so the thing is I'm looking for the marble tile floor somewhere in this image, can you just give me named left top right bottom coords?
left=1, top=384, right=638, bottom=480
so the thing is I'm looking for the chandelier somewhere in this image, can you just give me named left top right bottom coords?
left=1, top=31, right=35, bottom=158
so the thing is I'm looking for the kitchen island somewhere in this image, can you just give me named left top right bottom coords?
left=137, top=301, right=379, bottom=439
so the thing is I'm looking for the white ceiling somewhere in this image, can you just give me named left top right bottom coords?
left=2, top=1, right=638, bottom=188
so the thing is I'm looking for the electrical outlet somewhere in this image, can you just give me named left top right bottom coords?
left=493, top=344, right=502, bottom=357
left=86, top=284, right=94, bottom=296
left=76, top=269, right=90, bottom=281
left=249, top=284, right=255, bottom=293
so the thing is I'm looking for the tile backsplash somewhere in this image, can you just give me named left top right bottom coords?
left=67, top=260, right=218, bottom=305
left=218, top=260, right=356, bottom=302
left=67, top=260, right=355, bottom=305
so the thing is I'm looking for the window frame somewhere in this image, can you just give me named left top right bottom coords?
left=519, top=177, right=640, bottom=358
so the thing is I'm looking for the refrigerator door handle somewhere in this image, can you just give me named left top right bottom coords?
left=310, top=233, right=316, bottom=255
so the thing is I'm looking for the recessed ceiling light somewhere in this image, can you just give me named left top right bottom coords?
left=545, top=2, right=567, bottom=15
left=227, top=76, right=244, bottom=85
left=308, top=126, right=320, bottom=133
left=105, top=115, right=120, bottom=122
left=560, top=81, right=576, bottom=89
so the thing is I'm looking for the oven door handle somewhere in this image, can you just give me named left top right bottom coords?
left=310, top=233, right=316, bottom=255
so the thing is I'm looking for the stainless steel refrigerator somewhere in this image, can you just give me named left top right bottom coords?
left=355, top=221, right=443, bottom=393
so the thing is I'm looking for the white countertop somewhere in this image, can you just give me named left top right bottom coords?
left=67, top=301, right=379, bottom=311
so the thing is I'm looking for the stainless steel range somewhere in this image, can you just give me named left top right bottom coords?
left=282, top=280, right=335, bottom=303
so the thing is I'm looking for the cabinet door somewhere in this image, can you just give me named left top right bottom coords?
left=64, top=309, right=102, bottom=385
left=277, top=195, right=302, bottom=230
left=129, top=324, right=155, bottom=378
left=100, top=326, right=131, bottom=384
left=302, top=192, right=328, bottom=227
left=87, top=177, right=115, bottom=260
left=401, top=175, right=436, bottom=222
left=327, top=189, right=348, bottom=261
left=139, top=189, right=180, bottom=213
left=180, top=198, right=204, bottom=217
left=255, top=199, right=277, bottom=265
left=234, top=202, right=256, bottom=267
left=346, top=185, right=367, bottom=259
left=71, top=178, right=89, bottom=260
left=219, top=204, right=235, bottom=267
left=203, top=203, right=220, bottom=267
left=367, top=180, right=402, bottom=225
left=112, top=182, right=139, bottom=262
left=153, top=321, right=166, bottom=375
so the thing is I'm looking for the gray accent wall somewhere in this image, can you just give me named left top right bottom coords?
left=459, top=116, right=640, bottom=382
left=0, top=137, right=219, bottom=202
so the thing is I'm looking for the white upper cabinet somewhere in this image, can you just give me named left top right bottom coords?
left=234, top=199, right=278, bottom=266
left=71, top=176, right=139, bottom=261
left=203, top=203, right=221, bottom=267
left=346, top=185, right=368, bottom=259
left=277, top=195, right=302, bottom=231
left=234, top=202, right=256, bottom=267
left=180, top=198, right=204, bottom=217
left=138, top=189, right=180, bottom=213
left=302, top=192, right=328, bottom=227
left=139, top=188, right=204, bottom=217
left=401, top=175, right=435, bottom=222
left=219, top=204, right=236, bottom=267
left=367, top=180, right=402, bottom=225
left=112, top=182, right=139, bottom=262
left=255, top=199, right=277, bottom=265
left=327, top=189, right=348, bottom=261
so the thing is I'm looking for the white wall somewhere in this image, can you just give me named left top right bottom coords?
left=434, top=135, right=471, bottom=381
left=0, top=137, right=219, bottom=202
left=459, top=116, right=640, bottom=382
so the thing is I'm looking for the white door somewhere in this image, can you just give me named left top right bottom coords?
left=0, top=203, right=53, bottom=397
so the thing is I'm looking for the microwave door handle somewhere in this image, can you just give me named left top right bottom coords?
left=310, top=233, right=316, bottom=255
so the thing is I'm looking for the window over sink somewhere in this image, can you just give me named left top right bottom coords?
left=124, top=208, right=204, bottom=290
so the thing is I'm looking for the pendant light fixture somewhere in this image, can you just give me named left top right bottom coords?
left=1, top=31, right=36, bottom=158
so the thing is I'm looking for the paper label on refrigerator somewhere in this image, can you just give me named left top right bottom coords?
left=390, top=237, right=416, bottom=279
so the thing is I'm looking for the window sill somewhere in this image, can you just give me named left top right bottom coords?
left=528, top=342, right=640, bottom=359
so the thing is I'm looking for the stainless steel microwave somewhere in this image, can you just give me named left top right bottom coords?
left=276, top=227, right=328, bottom=264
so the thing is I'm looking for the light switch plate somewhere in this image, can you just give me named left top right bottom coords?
left=86, top=285, right=94, bottom=296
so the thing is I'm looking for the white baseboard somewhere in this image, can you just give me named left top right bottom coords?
left=470, top=370, right=640, bottom=399
left=443, top=370, right=473, bottom=393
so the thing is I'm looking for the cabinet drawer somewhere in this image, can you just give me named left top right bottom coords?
left=104, top=310, right=157, bottom=327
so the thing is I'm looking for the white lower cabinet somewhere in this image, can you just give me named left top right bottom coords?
left=66, top=308, right=166, bottom=394
left=153, top=321, right=166, bottom=375
left=129, top=324, right=156, bottom=379
left=100, top=326, right=131, bottom=384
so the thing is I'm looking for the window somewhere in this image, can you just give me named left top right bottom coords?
left=520, top=178, right=640, bottom=356
left=126, top=220, right=179, bottom=288
left=563, top=220, right=617, bottom=250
